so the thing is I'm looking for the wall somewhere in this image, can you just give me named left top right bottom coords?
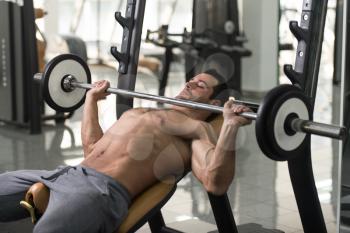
left=241, top=0, right=279, bottom=94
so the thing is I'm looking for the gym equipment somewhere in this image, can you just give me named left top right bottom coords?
left=39, top=54, right=91, bottom=113
left=146, top=24, right=251, bottom=95
left=0, top=0, right=40, bottom=133
left=255, top=84, right=311, bottom=161
left=0, top=0, right=73, bottom=134
left=34, top=54, right=346, bottom=159
left=145, top=0, right=251, bottom=97
left=20, top=183, right=49, bottom=223
left=280, top=1, right=331, bottom=232
left=35, top=55, right=258, bottom=112
left=61, top=35, right=88, bottom=62
left=110, top=0, right=146, bottom=119
left=337, top=0, right=350, bottom=229
left=191, top=0, right=250, bottom=92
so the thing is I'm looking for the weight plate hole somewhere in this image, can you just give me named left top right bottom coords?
left=284, top=113, right=299, bottom=136
left=61, top=75, right=75, bottom=92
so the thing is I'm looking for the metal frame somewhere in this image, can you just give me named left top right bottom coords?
left=114, top=0, right=146, bottom=118
left=189, top=0, right=249, bottom=92
left=208, top=193, right=238, bottom=233
left=23, top=0, right=41, bottom=134
left=339, top=0, right=350, bottom=229
left=284, top=0, right=329, bottom=232
left=0, top=0, right=71, bottom=134
left=158, top=46, right=174, bottom=97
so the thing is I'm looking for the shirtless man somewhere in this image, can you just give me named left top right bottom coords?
left=0, top=70, right=251, bottom=233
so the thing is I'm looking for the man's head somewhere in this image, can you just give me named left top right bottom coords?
left=175, top=69, right=229, bottom=106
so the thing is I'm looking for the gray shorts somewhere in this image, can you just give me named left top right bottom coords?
left=0, top=165, right=131, bottom=233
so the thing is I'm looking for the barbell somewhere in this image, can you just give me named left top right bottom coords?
left=34, top=54, right=347, bottom=161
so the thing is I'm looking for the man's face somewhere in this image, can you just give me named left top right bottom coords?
left=175, top=73, right=218, bottom=104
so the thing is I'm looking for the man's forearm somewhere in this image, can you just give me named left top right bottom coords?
left=207, top=121, right=238, bottom=170
left=214, top=121, right=239, bottom=153
left=193, top=101, right=251, bottom=195
left=81, top=96, right=103, bottom=154
left=204, top=121, right=239, bottom=194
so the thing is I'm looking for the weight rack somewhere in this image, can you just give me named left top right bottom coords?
left=284, top=0, right=328, bottom=232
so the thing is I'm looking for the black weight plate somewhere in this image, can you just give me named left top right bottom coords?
left=256, top=85, right=311, bottom=161
left=266, top=86, right=311, bottom=160
left=42, top=54, right=91, bottom=112
left=256, top=85, right=293, bottom=161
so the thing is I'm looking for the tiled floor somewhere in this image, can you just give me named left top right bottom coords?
left=0, top=62, right=341, bottom=233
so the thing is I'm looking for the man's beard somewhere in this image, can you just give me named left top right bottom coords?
left=175, top=90, right=202, bottom=103
left=176, top=90, right=192, bottom=100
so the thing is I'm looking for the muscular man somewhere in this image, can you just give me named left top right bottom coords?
left=0, top=70, right=251, bottom=233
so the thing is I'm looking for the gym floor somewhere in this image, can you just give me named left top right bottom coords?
left=0, top=56, right=341, bottom=232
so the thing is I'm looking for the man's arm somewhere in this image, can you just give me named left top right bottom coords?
left=191, top=101, right=251, bottom=195
left=81, top=80, right=110, bottom=156
left=150, top=109, right=210, bottom=140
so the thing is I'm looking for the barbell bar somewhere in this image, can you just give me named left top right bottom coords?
left=34, top=73, right=346, bottom=141
left=35, top=54, right=348, bottom=161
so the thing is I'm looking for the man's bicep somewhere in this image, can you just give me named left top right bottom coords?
left=192, top=140, right=215, bottom=158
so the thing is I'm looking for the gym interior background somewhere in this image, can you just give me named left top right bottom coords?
left=0, top=0, right=349, bottom=232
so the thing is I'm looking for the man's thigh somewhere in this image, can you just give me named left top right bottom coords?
left=33, top=188, right=119, bottom=233
left=0, top=169, right=52, bottom=194
left=0, top=169, right=51, bottom=221
left=33, top=184, right=127, bottom=233
left=33, top=167, right=129, bottom=233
